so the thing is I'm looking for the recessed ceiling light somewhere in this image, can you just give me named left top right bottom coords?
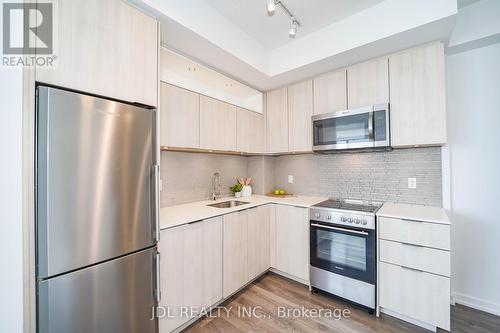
left=187, top=66, right=196, bottom=71
left=226, top=83, right=233, bottom=87
left=266, top=0, right=275, bottom=16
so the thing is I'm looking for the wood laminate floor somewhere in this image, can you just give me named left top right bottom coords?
left=185, top=272, right=500, bottom=333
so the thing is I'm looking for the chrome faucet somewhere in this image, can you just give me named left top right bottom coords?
left=211, top=172, right=222, bottom=200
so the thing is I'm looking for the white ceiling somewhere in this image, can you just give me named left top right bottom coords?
left=205, top=0, right=384, bottom=50
left=131, top=0, right=458, bottom=91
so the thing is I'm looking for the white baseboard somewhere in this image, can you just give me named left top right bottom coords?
left=452, top=292, right=500, bottom=316
left=380, top=307, right=437, bottom=332
left=269, top=268, right=309, bottom=286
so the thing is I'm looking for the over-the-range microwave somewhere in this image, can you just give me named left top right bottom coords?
left=312, top=104, right=391, bottom=152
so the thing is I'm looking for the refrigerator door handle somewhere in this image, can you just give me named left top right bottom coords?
left=154, top=164, right=160, bottom=242
left=155, top=251, right=161, bottom=302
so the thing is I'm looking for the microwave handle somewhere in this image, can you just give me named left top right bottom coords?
left=368, top=111, right=374, bottom=140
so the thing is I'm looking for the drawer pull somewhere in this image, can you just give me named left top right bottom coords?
left=401, top=265, right=424, bottom=273
left=400, top=242, right=423, bottom=248
left=401, top=218, right=423, bottom=223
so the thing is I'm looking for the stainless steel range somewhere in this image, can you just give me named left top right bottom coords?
left=309, top=199, right=382, bottom=313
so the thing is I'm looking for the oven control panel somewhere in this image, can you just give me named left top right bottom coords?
left=310, top=209, right=376, bottom=230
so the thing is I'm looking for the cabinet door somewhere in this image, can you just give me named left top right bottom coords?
left=265, top=88, right=289, bottom=153
left=389, top=42, right=447, bottom=146
left=159, top=219, right=223, bottom=333
left=36, top=0, right=158, bottom=106
left=313, top=69, right=347, bottom=115
left=236, top=108, right=265, bottom=153
left=379, top=262, right=450, bottom=331
left=247, top=206, right=271, bottom=280
left=159, top=225, right=188, bottom=332
left=200, top=96, right=237, bottom=151
left=199, top=217, right=224, bottom=307
left=288, top=80, right=313, bottom=152
left=160, top=83, right=199, bottom=148
left=275, top=205, right=309, bottom=281
left=223, top=211, right=248, bottom=297
left=347, top=57, right=389, bottom=108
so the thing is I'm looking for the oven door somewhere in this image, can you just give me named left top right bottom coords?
left=310, top=222, right=375, bottom=284
left=312, top=104, right=389, bottom=151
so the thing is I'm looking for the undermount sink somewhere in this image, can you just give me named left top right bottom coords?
left=207, top=200, right=250, bottom=208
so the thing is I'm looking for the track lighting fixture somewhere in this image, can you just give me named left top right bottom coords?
left=265, top=0, right=301, bottom=39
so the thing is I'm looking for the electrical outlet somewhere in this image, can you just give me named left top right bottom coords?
left=408, top=177, right=417, bottom=189
left=288, top=175, right=294, bottom=184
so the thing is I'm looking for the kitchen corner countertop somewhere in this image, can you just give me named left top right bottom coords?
left=160, top=195, right=327, bottom=230
left=377, top=202, right=450, bottom=225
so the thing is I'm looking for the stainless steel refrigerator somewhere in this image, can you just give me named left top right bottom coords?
left=35, top=85, right=160, bottom=333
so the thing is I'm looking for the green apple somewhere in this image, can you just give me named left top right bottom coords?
left=274, top=189, right=280, bottom=195
left=279, top=190, right=285, bottom=195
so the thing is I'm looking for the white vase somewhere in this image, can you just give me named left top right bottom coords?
left=241, top=185, right=252, bottom=197
left=235, top=192, right=242, bottom=198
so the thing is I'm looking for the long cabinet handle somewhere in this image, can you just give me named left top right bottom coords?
left=154, top=165, right=160, bottom=242
left=310, top=223, right=368, bottom=236
left=155, top=251, right=161, bottom=302
left=400, top=242, right=423, bottom=248
left=401, top=265, right=424, bottom=273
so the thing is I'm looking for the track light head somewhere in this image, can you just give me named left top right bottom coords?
left=289, top=17, right=297, bottom=38
left=266, top=0, right=275, bottom=16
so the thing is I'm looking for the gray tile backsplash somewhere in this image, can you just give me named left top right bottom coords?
left=160, top=152, right=248, bottom=206
left=161, top=147, right=442, bottom=207
left=273, top=147, right=442, bottom=206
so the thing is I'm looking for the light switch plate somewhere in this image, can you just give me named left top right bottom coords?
left=288, top=175, right=294, bottom=184
left=408, top=177, right=417, bottom=189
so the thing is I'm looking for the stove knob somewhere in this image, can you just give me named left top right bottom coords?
left=326, top=215, right=332, bottom=220
left=314, top=213, right=320, bottom=219
left=362, top=220, right=368, bottom=225
left=348, top=218, right=353, bottom=223
left=340, top=217, right=345, bottom=222
left=354, top=218, right=360, bottom=224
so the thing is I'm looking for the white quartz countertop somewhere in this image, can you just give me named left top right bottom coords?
left=377, top=202, right=450, bottom=225
left=160, top=194, right=327, bottom=230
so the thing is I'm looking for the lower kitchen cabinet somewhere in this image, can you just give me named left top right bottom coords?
left=159, top=217, right=223, bottom=333
left=379, top=262, right=450, bottom=331
left=275, top=205, right=309, bottom=281
left=378, top=215, right=450, bottom=331
left=223, top=210, right=249, bottom=297
left=247, top=205, right=271, bottom=280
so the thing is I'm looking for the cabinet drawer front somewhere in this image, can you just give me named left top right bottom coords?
left=379, top=217, right=450, bottom=250
left=379, top=240, right=450, bottom=277
left=379, top=262, right=450, bottom=330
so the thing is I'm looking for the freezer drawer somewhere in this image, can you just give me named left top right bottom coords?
left=36, top=86, right=157, bottom=278
left=38, top=247, right=158, bottom=333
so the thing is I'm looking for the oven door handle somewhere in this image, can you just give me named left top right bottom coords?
left=311, top=223, right=369, bottom=236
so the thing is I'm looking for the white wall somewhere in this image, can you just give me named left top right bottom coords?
left=0, top=68, right=24, bottom=331
left=446, top=42, right=500, bottom=315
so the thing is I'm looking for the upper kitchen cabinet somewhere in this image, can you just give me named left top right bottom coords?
left=389, top=42, right=447, bottom=146
left=237, top=108, right=265, bottom=153
left=36, top=0, right=158, bottom=106
left=288, top=80, right=313, bottom=152
left=313, top=69, right=347, bottom=115
left=266, top=88, right=289, bottom=153
left=347, top=57, right=389, bottom=108
left=160, top=83, right=199, bottom=148
left=200, top=96, right=237, bottom=151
